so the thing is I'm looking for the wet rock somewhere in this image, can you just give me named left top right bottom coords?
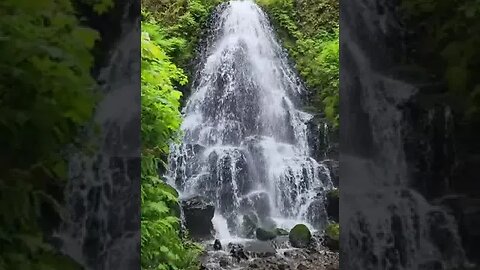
left=244, top=240, right=276, bottom=257
left=228, top=243, right=249, bottom=262
left=289, top=224, right=312, bottom=248
left=256, top=227, right=277, bottom=241
left=275, top=228, right=289, bottom=236
left=326, top=189, right=339, bottom=222
left=240, top=191, right=272, bottom=218
left=219, top=257, right=229, bottom=268
left=297, top=263, right=308, bottom=270
left=322, top=159, right=339, bottom=187
left=181, top=196, right=214, bottom=239
left=306, top=198, right=328, bottom=230
left=242, top=212, right=259, bottom=238
left=213, top=239, right=222, bottom=250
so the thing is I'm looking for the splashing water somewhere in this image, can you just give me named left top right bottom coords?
left=167, top=0, right=333, bottom=238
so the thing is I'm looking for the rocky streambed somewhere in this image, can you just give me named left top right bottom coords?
left=199, top=233, right=339, bottom=270
left=180, top=194, right=340, bottom=270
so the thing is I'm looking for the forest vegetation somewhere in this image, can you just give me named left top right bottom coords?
left=0, top=0, right=113, bottom=268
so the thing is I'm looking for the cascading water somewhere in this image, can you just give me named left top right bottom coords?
left=167, top=0, right=333, bottom=239
left=341, top=0, right=469, bottom=269
left=51, top=5, right=141, bottom=269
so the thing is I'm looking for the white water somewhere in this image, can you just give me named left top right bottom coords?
left=167, top=0, right=333, bottom=239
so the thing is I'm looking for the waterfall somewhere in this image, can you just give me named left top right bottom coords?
left=51, top=4, right=141, bottom=269
left=167, top=0, right=333, bottom=238
left=340, top=0, right=468, bottom=269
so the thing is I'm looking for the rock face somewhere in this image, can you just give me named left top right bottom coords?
left=322, top=160, right=339, bottom=187
left=289, top=224, right=312, bottom=248
left=242, top=213, right=259, bottom=238
left=181, top=196, right=215, bottom=239
left=325, top=189, right=339, bottom=222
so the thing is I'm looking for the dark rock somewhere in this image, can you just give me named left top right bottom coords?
left=181, top=196, right=214, bottom=239
left=306, top=198, right=328, bottom=230
left=322, top=159, right=339, bottom=187
left=325, top=223, right=339, bottom=251
left=289, top=224, right=312, bottom=248
left=229, top=243, right=249, bottom=262
left=240, top=191, right=272, bottom=218
left=213, top=239, right=222, bottom=250
left=275, top=228, right=289, bottom=236
left=326, top=189, right=339, bottom=222
left=256, top=228, right=277, bottom=241
left=297, top=263, right=308, bottom=270
left=242, top=212, right=259, bottom=238
left=219, top=257, right=229, bottom=268
left=435, top=195, right=480, bottom=264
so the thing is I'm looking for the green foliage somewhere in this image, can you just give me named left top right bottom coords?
left=257, top=0, right=339, bottom=127
left=141, top=18, right=202, bottom=270
left=327, top=188, right=339, bottom=200
left=401, top=0, right=480, bottom=124
left=142, top=0, right=223, bottom=67
left=326, top=222, right=339, bottom=241
left=0, top=0, right=106, bottom=268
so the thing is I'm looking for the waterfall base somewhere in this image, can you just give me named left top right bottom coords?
left=199, top=235, right=339, bottom=270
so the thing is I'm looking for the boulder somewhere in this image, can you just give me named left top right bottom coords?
left=181, top=196, right=215, bottom=239
left=213, top=239, right=222, bottom=250
left=256, top=228, right=277, bottom=241
left=289, top=224, right=312, bottom=248
left=326, top=189, right=339, bottom=222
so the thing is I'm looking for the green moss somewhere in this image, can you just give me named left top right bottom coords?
left=327, top=188, right=339, bottom=199
left=325, top=222, right=339, bottom=250
left=289, top=224, right=312, bottom=248
left=326, top=222, right=339, bottom=241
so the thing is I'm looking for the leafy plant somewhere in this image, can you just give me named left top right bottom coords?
left=140, top=17, right=202, bottom=270
left=0, top=0, right=106, bottom=268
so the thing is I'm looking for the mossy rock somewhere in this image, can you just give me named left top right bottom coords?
left=325, top=223, right=339, bottom=251
left=289, top=224, right=312, bottom=248
left=275, top=228, right=289, bottom=236
left=256, top=228, right=277, bottom=241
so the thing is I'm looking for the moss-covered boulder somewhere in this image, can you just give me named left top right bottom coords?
left=256, top=228, right=277, bottom=241
left=289, top=224, right=312, bottom=248
left=325, top=223, right=339, bottom=251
